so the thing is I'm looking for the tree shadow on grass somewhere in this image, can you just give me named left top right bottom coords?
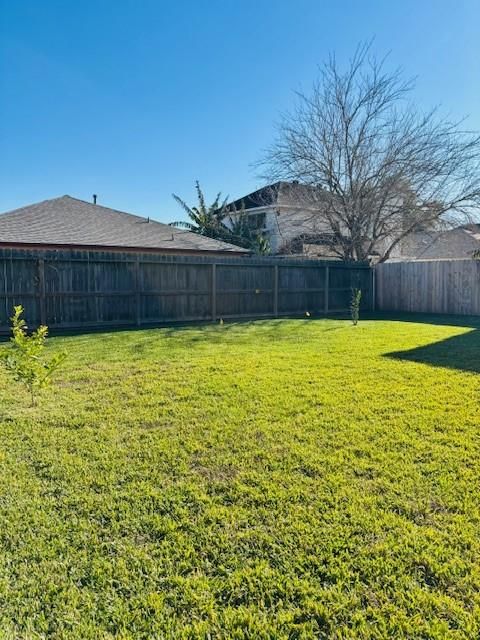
left=382, top=313, right=480, bottom=374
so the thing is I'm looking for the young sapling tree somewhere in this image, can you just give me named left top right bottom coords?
left=0, top=305, right=66, bottom=406
left=350, top=289, right=362, bottom=326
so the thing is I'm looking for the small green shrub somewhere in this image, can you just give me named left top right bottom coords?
left=350, top=288, right=362, bottom=326
left=0, top=305, right=66, bottom=406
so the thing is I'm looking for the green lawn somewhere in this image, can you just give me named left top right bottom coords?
left=1, top=317, right=480, bottom=639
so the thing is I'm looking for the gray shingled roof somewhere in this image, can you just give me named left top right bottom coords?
left=400, top=226, right=480, bottom=260
left=0, top=195, right=249, bottom=253
left=226, top=181, right=327, bottom=211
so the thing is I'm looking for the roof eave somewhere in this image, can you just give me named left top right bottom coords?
left=0, top=241, right=251, bottom=256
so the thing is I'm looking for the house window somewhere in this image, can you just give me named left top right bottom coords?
left=247, top=212, right=266, bottom=230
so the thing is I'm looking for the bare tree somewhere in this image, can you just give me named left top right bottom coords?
left=258, top=43, right=480, bottom=262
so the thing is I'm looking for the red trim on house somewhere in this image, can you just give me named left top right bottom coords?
left=0, top=241, right=250, bottom=257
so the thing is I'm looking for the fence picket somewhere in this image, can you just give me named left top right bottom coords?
left=375, top=259, right=480, bottom=315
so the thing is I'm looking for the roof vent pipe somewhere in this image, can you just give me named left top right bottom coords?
left=93, top=194, right=97, bottom=205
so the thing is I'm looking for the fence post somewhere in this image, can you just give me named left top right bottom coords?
left=38, top=258, right=46, bottom=325
left=273, top=264, right=279, bottom=317
left=324, top=266, right=329, bottom=314
left=371, top=266, right=376, bottom=312
left=135, top=255, right=141, bottom=326
left=211, top=263, right=217, bottom=321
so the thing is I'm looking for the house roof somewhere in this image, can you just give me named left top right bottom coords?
left=0, top=195, right=248, bottom=254
left=400, top=225, right=480, bottom=260
left=461, top=223, right=480, bottom=241
left=226, top=181, right=326, bottom=211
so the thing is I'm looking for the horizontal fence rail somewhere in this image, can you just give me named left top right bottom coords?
left=375, top=259, right=480, bottom=316
left=0, top=248, right=372, bottom=332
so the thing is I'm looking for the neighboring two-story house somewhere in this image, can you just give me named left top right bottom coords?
left=224, top=181, right=333, bottom=255
left=225, top=182, right=476, bottom=261
left=224, top=181, right=428, bottom=259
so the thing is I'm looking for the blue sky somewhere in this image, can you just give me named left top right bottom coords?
left=1, top=0, right=479, bottom=223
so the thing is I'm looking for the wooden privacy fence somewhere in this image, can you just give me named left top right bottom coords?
left=0, top=248, right=372, bottom=332
left=375, top=259, right=480, bottom=315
